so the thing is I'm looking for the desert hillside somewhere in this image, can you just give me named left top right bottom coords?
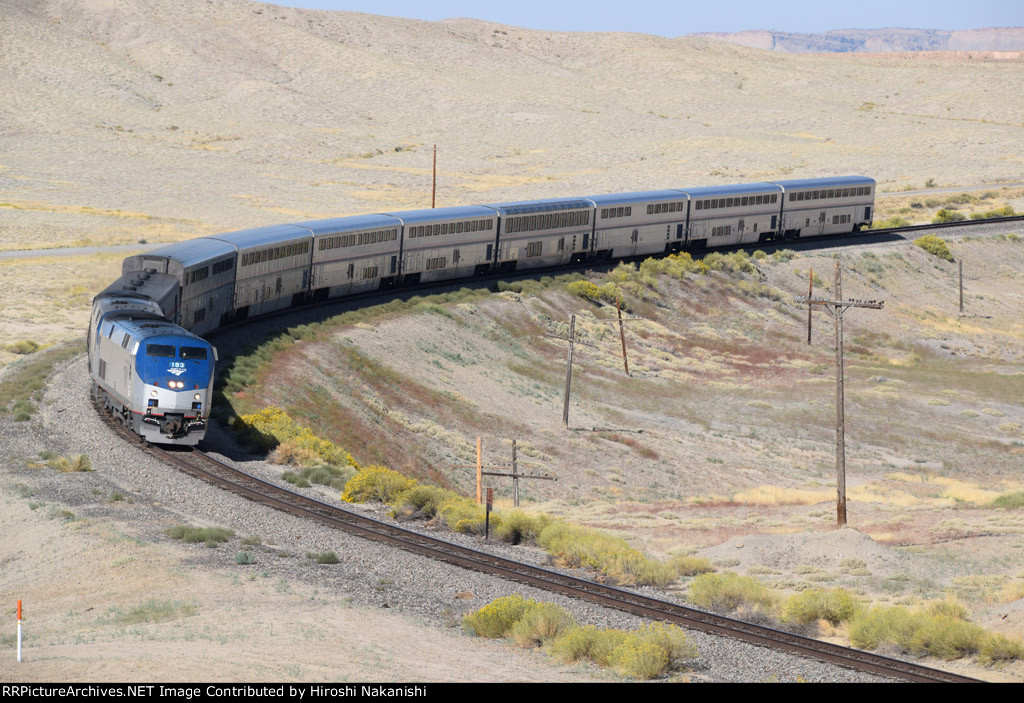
left=3, top=0, right=1024, bottom=352
left=2, top=1, right=1024, bottom=682
left=1, top=0, right=1023, bottom=253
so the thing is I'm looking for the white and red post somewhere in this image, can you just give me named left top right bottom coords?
left=17, top=600, right=22, bottom=662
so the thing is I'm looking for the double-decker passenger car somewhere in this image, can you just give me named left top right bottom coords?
left=92, top=175, right=875, bottom=445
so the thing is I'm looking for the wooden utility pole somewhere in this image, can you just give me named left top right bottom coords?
left=807, top=268, right=814, bottom=345
left=617, top=299, right=630, bottom=375
left=431, top=144, right=437, bottom=209
left=798, top=260, right=884, bottom=527
left=562, top=314, right=577, bottom=427
left=546, top=308, right=642, bottom=426
left=959, top=259, right=964, bottom=316
left=545, top=315, right=596, bottom=428
left=475, top=436, right=481, bottom=503
left=453, top=438, right=556, bottom=506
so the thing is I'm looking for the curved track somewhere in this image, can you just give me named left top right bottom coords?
left=89, top=213, right=1024, bottom=683
left=95, top=398, right=979, bottom=683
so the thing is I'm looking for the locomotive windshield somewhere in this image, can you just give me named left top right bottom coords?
left=146, top=344, right=176, bottom=357
left=180, top=346, right=208, bottom=360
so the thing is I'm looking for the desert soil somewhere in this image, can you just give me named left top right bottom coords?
left=2, top=0, right=1024, bottom=682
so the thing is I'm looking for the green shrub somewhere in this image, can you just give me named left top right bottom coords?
left=991, top=491, right=1024, bottom=509
left=979, top=633, right=1024, bottom=664
left=783, top=588, right=857, bottom=625
left=341, top=465, right=417, bottom=503
left=234, top=551, right=255, bottom=565
left=538, top=521, right=676, bottom=587
left=926, top=600, right=968, bottom=621
left=438, top=496, right=489, bottom=534
left=233, top=406, right=358, bottom=468
left=495, top=509, right=548, bottom=545
left=283, top=464, right=355, bottom=490
left=548, top=625, right=601, bottom=663
left=566, top=280, right=600, bottom=301
left=398, top=484, right=460, bottom=517
left=688, top=572, right=779, bottom=614
left=605, top=623, right=697, bottom=679
left=871, top=216, right=911, bottom=229
left=629, top=622, right=698, bottom=665
left=165, top=525, right=234, bottom=548
left=909, top=616, right=984, bottom=660
left=509, top=602, right=577, bottom=648
left=703, top=250, right=756, bottom=275
left=849, top=606, right=998, bottom=660
left=669, top=554, right=715, bottom=577
left=914, top=234, right=954, bottom=262
left=467, top=598, right=698, bottom=679
left=5, top=340, right=40, bottom=355
left=932, top=209, right=966, bottom=224
left=114, top=599, right=197, bottom=624
left=307, top=551, right=339, bottom=564
left=610, top=640, right=670, bottom=679
left=281, top=471, right=310, bottom=488
left=970, top=205, right=1015, bottom=220
left=49, top=454, right=92, bottom=472
left=462, top=594, right=535, bottom=638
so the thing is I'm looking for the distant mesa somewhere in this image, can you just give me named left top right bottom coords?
left=694, top=27, right=1024, bottom=54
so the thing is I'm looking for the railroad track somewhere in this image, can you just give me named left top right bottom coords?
left=93, top=399, right=978, bottom=683
left=864, top=214, right=1024, bottom=238
left=89, top=212, right=1024, bottom=683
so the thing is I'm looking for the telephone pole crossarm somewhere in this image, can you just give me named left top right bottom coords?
left=797, top=297, right=884, bottom=310
left=544, top=333, right=597, bottom=348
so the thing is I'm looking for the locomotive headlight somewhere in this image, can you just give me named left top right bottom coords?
left=194, top=393, right=201, bottom=401
left=150, top=390, right=158, bottom=397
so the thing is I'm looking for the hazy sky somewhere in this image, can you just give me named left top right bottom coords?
left=263, top=0, right=1024, bottom=36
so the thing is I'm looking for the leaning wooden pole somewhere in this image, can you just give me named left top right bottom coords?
left=562, top=315, right=576, bottom=428
left=807, top=267, right=814, bottom=345
left=617, top=298, right=630, bottom=375
left=475, top=436, right=482, bottom=504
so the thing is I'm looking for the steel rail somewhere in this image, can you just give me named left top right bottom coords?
left=86, top=212, right=1024, bottom=683
left=865, top=214, right=1024, bottom=237
left=94, top=401, right=977, bottom=683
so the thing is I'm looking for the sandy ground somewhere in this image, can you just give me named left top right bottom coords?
left=0, top=457, right=596, bottom=683
left=2, top=0, right=1024, bottom=683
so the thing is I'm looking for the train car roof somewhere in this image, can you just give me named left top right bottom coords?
left=771, top=176, right=875, bottom=189
left=676, top=182, right=781, bottom=197
left=138, top=238, right=237, bottom=269
left=584, top=190, right=688, bottom=207
left=300, top=214, right=403, bottom=235
left=100, top=272, right=180, bottom=301
left=207, top=223, right=313, bottom=249
left=385, top=205, right=498, bottom=224
left=481, top=197, right=594, bottom=215
left=110, top=316, right=205, bottom=341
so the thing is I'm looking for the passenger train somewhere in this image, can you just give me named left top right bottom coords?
left=90, top=175, right=875, bottom=444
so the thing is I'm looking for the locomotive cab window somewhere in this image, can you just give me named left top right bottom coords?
left=180, top=346, right=208, bottom=360
left=146, top=344, right=176, bottom=357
